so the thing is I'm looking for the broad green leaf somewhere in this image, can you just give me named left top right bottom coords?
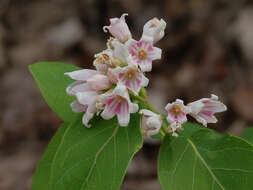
left=180, top=122, right=203, bottom=138
left=29, top=62, right=81, bottom=122
left=32, top=114, right=143, bottom=190
left=242, top=127, right=253, bottom=144
left=32, top=122, right=70, bottom=189
left=158, top=127, right=253, bottom=190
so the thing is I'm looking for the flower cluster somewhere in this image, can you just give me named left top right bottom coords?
left=65, top=14, right=166, bottom=127
left=140, top=94, right=227, bottom=136
left=65, top=13, right=227, bottom=137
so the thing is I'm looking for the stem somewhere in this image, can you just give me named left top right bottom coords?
left=160, top=130, right=165, bottom=137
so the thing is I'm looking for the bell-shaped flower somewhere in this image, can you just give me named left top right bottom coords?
left=139, top=109, right=162, bottom=136
left=165, top=99, right=189, bottom=124
left=103, top=13, right=132, bottom=43
left=141, top=18, right=166, bottom=44
left=126, top=39, right=162, bottom=72
left=187, top=94, right=227, bottom=127
left=65, top=69, right=111, bottom=95
left=101, top=83, right=139, bottom=127
left=111, top=64, right=149, bottom=95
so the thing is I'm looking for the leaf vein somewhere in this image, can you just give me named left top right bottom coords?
left=80, top=125, right=119, bottom=190
left=188, top=139, right=225, bottom=190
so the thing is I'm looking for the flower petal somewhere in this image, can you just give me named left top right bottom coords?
left=139, top=109, right=157, bottom=117
left=66, top=81, right=92, bottom=95
left=65, top=69, right=98, bottom=81
left=70, top=100, right=88, bottom=113
left=76, top=91, right=98, bottom=106
left=82, top=111, right=94, bottom=128
left=177, top=113, right=187, bottom=123
left=199, top=112, right=218, bottom=123
left=117, top=102, right=130, bottom=127
left=141, top=74, right=149, bottom=87
left=101, top=105, right=115, bottom=120
left=139, top=61, right=152, bottom=72
left=112, top=40, right=130, bottom=62
left=103, top=13, right=131, bottom=43
left=150, top=47, right=162, bottom=60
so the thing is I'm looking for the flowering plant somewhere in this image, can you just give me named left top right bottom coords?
left=30, top=14, right=253, bottom=190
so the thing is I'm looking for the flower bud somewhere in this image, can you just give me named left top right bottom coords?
left=139, top=109, right=162, bottom=136
left=141, top=18, right=166, bottom=44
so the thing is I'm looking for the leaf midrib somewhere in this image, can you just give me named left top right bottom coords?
left=80, top=125, right=119, bottom=190
left=187, top=138, right=225, bottom=190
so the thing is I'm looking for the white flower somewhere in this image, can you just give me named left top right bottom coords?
left=139, top=109, right=162, bottom=136
left=101, top=83, right=139, bottom=127
left=103, top=13, right=132, bottom=43
left=111, top=64, right=149, bottom=95
left=126, top=39, right=161, bottom=72
left=65, top=69, right=111, bottom=95
left=187, top=94, right=227, bottom=127
left=141, top=18, right=166, bottom=44
left=65, top=69, right=112, bottom=127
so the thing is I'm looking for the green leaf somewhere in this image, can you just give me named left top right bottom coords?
left=29, top=62, right=81, bottom=122
left=158, top=127, right=253, bottom=190
left=180, top=122, right=203, bottom=138
left=242, top=127, right=253, bottom=144
left=32, top=122, right=70, bottom=189
left=32, top=113, right=143, bottom=190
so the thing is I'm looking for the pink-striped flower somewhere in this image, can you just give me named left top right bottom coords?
left=141, top=18, right=166, bottom=44
left=65, top=69, right=112, bottom=127
left=103, top=13, right=132, bottom=43
left=101, top=83, right=139, bottom=127
left=112, top=64, right=149, bottom=95
left=65, top=69, right=111, bottom=95
left=187, top=94, right=227, bottom=127
left=127, top=39, right=161, bottom=72
left=165, top=99, right=189, bottom=124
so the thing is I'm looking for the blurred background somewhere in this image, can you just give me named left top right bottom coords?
left=0, top=0, right=253, bottom=189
